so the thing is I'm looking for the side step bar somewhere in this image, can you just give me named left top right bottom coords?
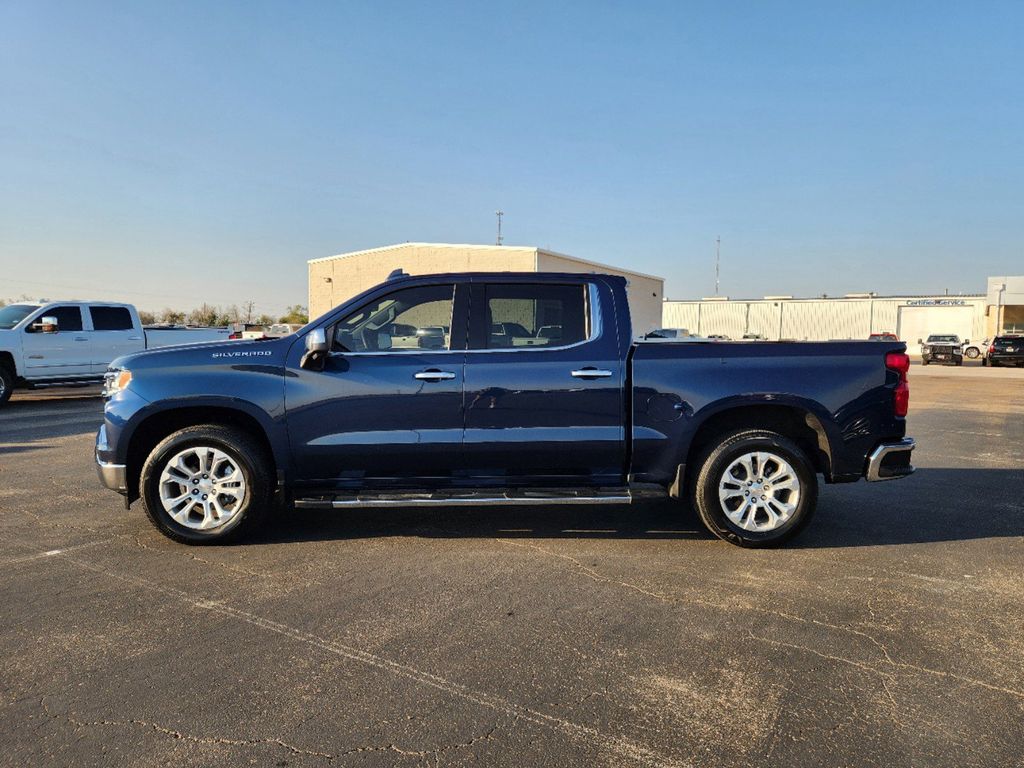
left=294, top=487, right=662, bottom=510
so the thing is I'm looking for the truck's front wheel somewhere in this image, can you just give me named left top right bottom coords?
left=140, top=425, right=273, bottom=544
left=691, top=429, right=817, bottom=547
left=0, top=364, right=13, bottom=406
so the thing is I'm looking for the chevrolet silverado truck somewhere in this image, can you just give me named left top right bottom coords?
left=0, top=301, right=230, bottom=406
left=919, top=334, right=963, bottom=366
left=95, top=272, right=915, bottom=547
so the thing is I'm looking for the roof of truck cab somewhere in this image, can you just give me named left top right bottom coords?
left=23, top=300, right=135, bottom=307
left=385, top=271, right=629, bottom=284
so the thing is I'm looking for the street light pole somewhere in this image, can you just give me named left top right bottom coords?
left=496, top=210, right=504, bottom=246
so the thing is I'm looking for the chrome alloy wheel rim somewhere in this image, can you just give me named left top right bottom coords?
left=158, top=446, right=247, bottom=531
left=718, top=451, right=801, bottom=532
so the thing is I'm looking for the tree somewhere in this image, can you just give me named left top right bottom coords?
left=138, top=310, right=157, bottom=325
left=188, top=304, right=219, bottom=327
left=255, top=314, right=275, bottom=326
left=279, top=304, right=308, bottom=324
left=160, top=308, right=186, bottom=325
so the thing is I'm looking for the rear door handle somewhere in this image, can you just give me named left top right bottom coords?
left=414, top=370, right=456, bottom=382
left=571, top=368, right=613, bottom=379
left=74, top=336, right=89, bottom=342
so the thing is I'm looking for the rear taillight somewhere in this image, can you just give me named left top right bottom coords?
left=989, top=345, right=995, bottom=355
left=885, top=351, right=910, bottom=417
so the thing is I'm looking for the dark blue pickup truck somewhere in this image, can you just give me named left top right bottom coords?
left=96, top=271, right=915, bottom=547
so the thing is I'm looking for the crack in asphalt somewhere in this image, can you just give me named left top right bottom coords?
left=39, top=696, right=507, bottom=764
left=496, top=538, right=1024, bottom=703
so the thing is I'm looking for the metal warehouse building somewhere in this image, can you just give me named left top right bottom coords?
left=663, top=274, right=1024, bottom=352
left=309, top=243, right=665, bottom=333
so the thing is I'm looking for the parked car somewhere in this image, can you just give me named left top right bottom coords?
left=742, top=333, right=767, bottom=340
left=983, top=335, right=1024, bottom=367
left=919, top=334, right=963, bottom=366
left=264, top=323, right=304, bottom=338
left=95, top=271, right=915, bottom=549
left=0, top=301, right=229, bottom=406
left=869, top=332, right=899, bottom=341
left=645, top=328, right=693, bottom=340
left=962, top=338, right=987, bottom=359
left=227, top=324, right=268, bottom=340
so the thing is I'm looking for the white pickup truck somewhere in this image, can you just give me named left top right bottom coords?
left=0, top=301, right=230, bottom=406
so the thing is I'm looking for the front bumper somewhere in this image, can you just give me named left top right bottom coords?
left=95, top=424, right=127, bottom=493
left=96, top=456, right=127, bottom=493
left=865, top=438, right=915, bottom=481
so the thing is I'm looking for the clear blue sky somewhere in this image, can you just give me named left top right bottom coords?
left=1, top=1, right=1021, bottom=316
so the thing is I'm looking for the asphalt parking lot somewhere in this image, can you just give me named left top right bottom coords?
left=1, top=370, right=1022, bottom=768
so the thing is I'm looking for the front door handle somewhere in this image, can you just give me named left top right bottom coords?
left=571, top=368, right=613, bottom=379
left=74, top=336, right=89, bottom=342
left=414, top=369, right=456, bottom=382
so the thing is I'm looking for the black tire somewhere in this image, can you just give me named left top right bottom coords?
left=922, top=359, right=929, bottom=366
left=955, top=358, right=963, bottom=366
left=0, top=364, right=13, bottom=407
left=991, top=359, right=1000, bottom=368
left=982, top=358, right=988, bottom=367
left=140, top=424, right=273, bottom=545
left=691, top=429, right=818, bottom=548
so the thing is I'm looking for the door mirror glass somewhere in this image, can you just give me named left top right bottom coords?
left=300, top=328, right=329, bottom=371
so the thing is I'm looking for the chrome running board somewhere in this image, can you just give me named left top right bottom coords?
left=294, top=487, right=646, bottom=510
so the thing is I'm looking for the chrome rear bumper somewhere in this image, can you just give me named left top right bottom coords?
left=865, top=438, right=915, bottom=482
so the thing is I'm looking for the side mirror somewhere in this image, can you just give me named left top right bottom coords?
left=916, top=338, right=923, bottom=345
left=300, top=328, right=329, bottom=371
left=35, top=316, right=59, bottom=333
left=964, top=339, right=970, bottom=344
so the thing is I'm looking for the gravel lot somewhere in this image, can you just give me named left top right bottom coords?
left=1, top=373, right=1022, bottom=767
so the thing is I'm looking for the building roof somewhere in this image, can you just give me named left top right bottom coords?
left=308, top=242, right=665, bottom=282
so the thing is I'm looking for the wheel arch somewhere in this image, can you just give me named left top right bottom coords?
left=672, top=398, right=835, bottom=497
left=123, top=402, right=279, bottom=503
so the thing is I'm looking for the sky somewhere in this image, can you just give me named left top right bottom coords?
left=1, top=1, right=1022, bottom=317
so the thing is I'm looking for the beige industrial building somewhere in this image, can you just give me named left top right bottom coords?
left=309, top=243, right=665, bottom=333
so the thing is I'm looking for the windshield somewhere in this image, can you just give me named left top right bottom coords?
left=0, top=304, right=38, bottom=330
left=926, top=335, right=958, bottom=343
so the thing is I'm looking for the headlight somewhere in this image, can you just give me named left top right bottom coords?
left=103, top=368, right=132, bottom=397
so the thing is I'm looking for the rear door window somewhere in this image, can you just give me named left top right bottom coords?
left=89, top=306, right=134, bottom=331
left=478, top=284, right=588, bottom=349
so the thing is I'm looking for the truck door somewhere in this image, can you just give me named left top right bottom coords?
left=285, top=282, right=469, bottom=489
left=461, top=279, right=626, bottom=486
left=20, top=306, right=93, bottom=379
left=86, top=305, right=145, bottom=373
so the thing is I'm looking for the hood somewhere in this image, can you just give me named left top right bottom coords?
left=111, top=336, right=294, bottom=372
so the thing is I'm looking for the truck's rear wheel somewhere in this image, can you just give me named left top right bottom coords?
left=0, top=365, right=13, bottom=406
left=691, top=429, right=817, bottom=547
left=140, top=425, right=272, bottom=544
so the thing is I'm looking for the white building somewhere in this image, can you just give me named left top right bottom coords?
left=663, top=293, right=990, bottom=351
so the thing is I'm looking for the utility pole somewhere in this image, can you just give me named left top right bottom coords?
left=243, top=300, right=255, bottom=323
left=495, top=210, right=504, bottom=246
left=715, top=236, right=721, bottom=296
